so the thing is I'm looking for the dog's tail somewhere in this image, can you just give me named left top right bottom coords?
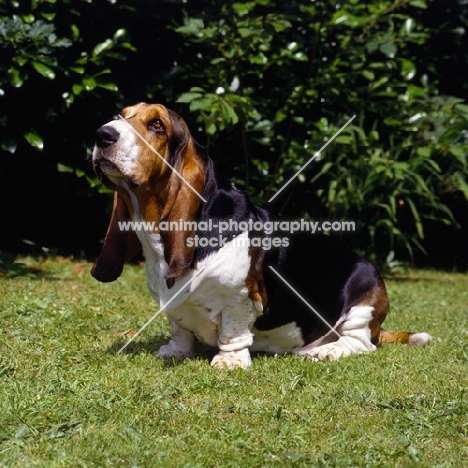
left=379, top=329, right=433, bottom=346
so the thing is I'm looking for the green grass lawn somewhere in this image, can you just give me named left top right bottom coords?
left=1, top=258, right=467, bottom=467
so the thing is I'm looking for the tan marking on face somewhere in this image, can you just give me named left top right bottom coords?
left=119, top=103, right=174, bottom=186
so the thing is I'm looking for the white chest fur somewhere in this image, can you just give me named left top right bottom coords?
left=141, top=224, right=254, bottom=348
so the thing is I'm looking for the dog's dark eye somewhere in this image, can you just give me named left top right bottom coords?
left=149, top=119, right=164, bottom=133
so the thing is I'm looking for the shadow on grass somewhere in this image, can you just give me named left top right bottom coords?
left=106, top=337, right=293, bottom=367
left=105, top=335, right=215, bottom=367
left=0, top=265, right=79, bottom=282
left=0, top=263, right=44, bottom=279
left=0, top=251, right=96, bottom=281
left=0, top=251, right=47, bottom=279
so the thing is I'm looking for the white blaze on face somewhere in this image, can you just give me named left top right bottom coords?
left=93, top=119, right=140, bottom=180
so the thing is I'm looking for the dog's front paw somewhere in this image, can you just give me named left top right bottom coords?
left=210, top=349, right=252, bottom=369
left=157, top=343, right=194, bottom=361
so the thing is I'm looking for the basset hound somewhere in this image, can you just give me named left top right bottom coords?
left=91, top=103, right=432, bottom=369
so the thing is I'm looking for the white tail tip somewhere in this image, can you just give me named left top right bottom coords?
left=408, top=332, right=433, bottom=346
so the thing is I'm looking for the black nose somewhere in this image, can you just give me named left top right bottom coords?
left=95, top=125, right=120, bottom=148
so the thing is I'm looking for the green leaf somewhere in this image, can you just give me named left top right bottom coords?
left=29, top=20, right=54, bottom=39
left=57, top=163, right=74, bottom=173
left=409, top=0, right=427, bottom=8
left=41, top=13, right=56, bottom=21
left=416, top=147, right=431, bottom=157
left=220, top=101, right=239, bottom=125
left=190, top=98, right=213, bottom=112
left=177, top=92, right=203, bottom=103
left=335, top=135, right=351, bottom=144
left=23, top=14, right=35, bottom=24
left=362, top=70, right=375, bottom=81
left=310, top=162, right=333, bottom=184
left=238, top=28, right=252, bottom=38
left=266, top=16, right=291, bottom=32
left=83, top=77, right=96, bottom=91
left=13, top=56, right=28, bottom=66
left=93, top=39, right=113, bottom=57
left=400, top=58, right=416, bottom=81
left=32, top=61, right=55, bottom=79
left=175, top=18, right=204, bottom=35
left=7, top=67, right=24, bottom=88
left=71, top=24, right=80, bottom=40
left=53, top=38, right=72, bottom=48
left=380, top=42, right=397, bottom=58
left=232, top=2, right=256, bottom=15
left=406, top=198, right=424, bottom=238
left=366, top=42, right=379, bottom=54
left=113, top=28, right=126, bottom=40
left=72, top=84, right=83, bottom=95
left=97, top=81, right=119, bottom=92
left=206, top=122, right=217, bottom=135
left=333, top=14, right=349, bottom=25
left=24, top=131, right=44, bottom=150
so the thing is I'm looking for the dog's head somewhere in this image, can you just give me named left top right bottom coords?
left=91, top=103, right=207, bottom=287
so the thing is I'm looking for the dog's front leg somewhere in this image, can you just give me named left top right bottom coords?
left=211, top=301, right=257, bottom=369
left=157, top=320, right=195, bottom=360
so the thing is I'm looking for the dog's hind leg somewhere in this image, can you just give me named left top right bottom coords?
left=297, top=305, right=377, bottom=361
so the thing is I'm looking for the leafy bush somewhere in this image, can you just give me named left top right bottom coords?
left=174, top=0, right=468, bottom=263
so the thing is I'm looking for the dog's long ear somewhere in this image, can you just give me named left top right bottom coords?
left=160, top=110, right=207, bottom=288
left=91, top=192, right=141, bottom=282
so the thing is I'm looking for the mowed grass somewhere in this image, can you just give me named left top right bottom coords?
left=0, top=258, right=467, bottom=468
